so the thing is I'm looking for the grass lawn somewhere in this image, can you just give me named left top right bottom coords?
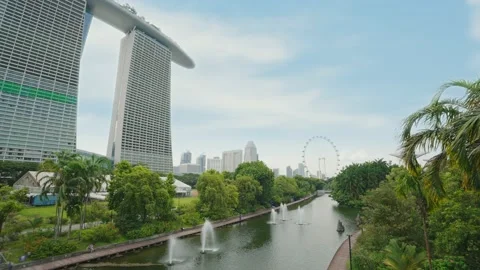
left=18, top=205, right=56, bottom=219
left=174, top=196, right=198, bottom=207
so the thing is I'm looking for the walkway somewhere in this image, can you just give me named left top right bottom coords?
left=327, top=230, right=361, bottom=270
left=15, top=195, right=315, bottom=270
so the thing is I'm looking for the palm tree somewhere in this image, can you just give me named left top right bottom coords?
left=79, top=155, right=112, bottom=229
left=38, top=151, right=79, bottom=238
left=392, top=167, right=434, bottom=270
left=383, top=239, right=426, bottom=270
left=27, top=217, right=43, bottom=234
left=400, top=79, right=480, bottom=190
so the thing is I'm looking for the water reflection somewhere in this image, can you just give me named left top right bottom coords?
left=85, top=196, right=358, bottom=270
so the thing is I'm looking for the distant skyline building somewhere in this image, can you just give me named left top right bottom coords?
left=293, top=168, right=299, bottom=177
left=298, top=163, right=305, bottom=177
left=272, top=168, right=279, bottom=178
left=207, top=157, right=222, bottom=172
left=222, top=150, right=243, bottom=172
left=286, top=166, right=293, bottom=178
left=173, top=163, right=201, bottom=175
left=180, top=151, right=192, bottom=164
left=244, top=141, right=258, bottom=162
left=196, top=154, right=206, bottom=173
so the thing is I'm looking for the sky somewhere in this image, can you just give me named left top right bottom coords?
left=77, top=0, right=480, bottom=176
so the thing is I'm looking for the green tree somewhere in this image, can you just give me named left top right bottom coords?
left=38, top=151, right=80, bottom=238
left=108, top=161, right=173, bottom=233
left=400, top=79, right=480, bottom=190
left=166, top=173, right=176, bottom=197
left=383, top=239, right=426, bottom=270
left=0, top=161, right=38, bottom=186
left=234, top=161, right=274, bottom=205
left=235, top=175, right=262, bottom=213
left=196, top=170, right=238, bottom=219
left=27, top=217, right=43, bottom=235
left=0, top=185, right=27, bottom=234
left=331, top=159, right=392, bottom=207
left=392, top=167, right=441, bottom=270
left=173, top=173, right=200, bottom=187
left=429, top=189, right=480, bottom=268
left=271, top=176, right=299, bottom=204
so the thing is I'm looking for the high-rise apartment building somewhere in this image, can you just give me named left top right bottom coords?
left=196, top=154, right=206, bottom=173
left=180, top=151, right=192, bottom=164
left=1, top=0, right=194, bottom=166
left=222, top=150, right=242, bottom=172
left=286, top=166, right=293, bottom=178
left=244, top=141, right=258, bottom=162
left=207, top=157, right=222, bottom=172
left=0, top=0, right=87, bottom=162
left=272, top=168, right=279, bottom=178
left=298, top=163, right=305, bottom=177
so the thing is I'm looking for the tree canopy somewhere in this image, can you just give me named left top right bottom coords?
left=234, top=161, right=274, bottom=205
left=331, top=159, right=393, bottom=207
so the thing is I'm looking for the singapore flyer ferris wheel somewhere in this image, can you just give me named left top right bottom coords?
left=302, top=136, right=341, bottom=179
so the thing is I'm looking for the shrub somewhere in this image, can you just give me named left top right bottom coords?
left=428, top=256, right=468, bottom=270
left=72, top=223, right=120, bottom=243
left=28, top=239, right=77, bottom=259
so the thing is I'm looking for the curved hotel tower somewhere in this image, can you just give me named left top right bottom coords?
left=0, top=0, right=194, bottom=173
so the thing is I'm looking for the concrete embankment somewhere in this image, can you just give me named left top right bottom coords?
left=11, top=195, right=315, bottom=270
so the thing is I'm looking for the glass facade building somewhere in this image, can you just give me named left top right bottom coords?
left=0, top=0, right=86, bottom=162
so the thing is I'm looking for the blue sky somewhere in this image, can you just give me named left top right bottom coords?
left=77, top=0, right=480, bottom=176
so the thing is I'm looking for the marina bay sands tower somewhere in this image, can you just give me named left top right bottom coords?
left=0, top=0, right=194, bottom=172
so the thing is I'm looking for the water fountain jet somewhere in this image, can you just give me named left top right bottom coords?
left=267, top=208, right=277, bottom=224
left=201, top=220, right=217, bottom=253
left=297, top=206, right=305, bottom=225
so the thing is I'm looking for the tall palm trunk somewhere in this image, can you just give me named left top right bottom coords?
left=68, top=218, right=73, bottom=239
left=417, top=199, right=432, bottom=270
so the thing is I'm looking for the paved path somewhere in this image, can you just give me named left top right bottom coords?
left=327, top=230, right=361, bottom=270
left=21, top=221, right=102, bottom=235
left=16, top=195, right=314, bottom=270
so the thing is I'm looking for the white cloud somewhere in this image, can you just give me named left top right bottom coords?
left=77, top=3, right=390, bottom=169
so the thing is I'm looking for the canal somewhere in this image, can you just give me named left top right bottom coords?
left=82, top=195, right=358, bottom=270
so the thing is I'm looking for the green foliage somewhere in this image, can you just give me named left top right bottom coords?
left=383, top=239, right=426, bottom=270
left=235, top=175, right=262, bottom=213
left=331, top=159, right=392, bottom=207
left=28, top=238, right=77, bottom=259
left=86, top=201, right=111, bottom=223
left=174, top=173, right=200, bottom=187
left=429, top=189, right=480, bottom=269
left=293, top=175, right=317, bottom=197
left=234, top=161, right=274, bottom=205
left=73, top=223, right=120, bottom=243
left=272, top=176, right=299, bottom=204
left=177, top=202, right=203, bottom=226
left=428, top=256, right=468, bottom=270
left=0, top=185, right=27, bottom=234
left=125, top=221, right=181, bottom=240
left=197, top=170, right=238, bottom=220
left=108, top=161, right=174, bottom=233
left=0, top=160, right=38, bottom=186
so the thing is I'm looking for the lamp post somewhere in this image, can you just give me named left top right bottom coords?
left=348, top=234, right=352, bottom=270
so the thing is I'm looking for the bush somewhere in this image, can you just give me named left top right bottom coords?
left=28, top=239, right=77, bottom=259
left=47, top=216, right=68, bottom=225
left=428, top=256, right=469, bottom=270
left=75, top=223, right=120, bottom=243
left=125, top=221, right=181, bottom=240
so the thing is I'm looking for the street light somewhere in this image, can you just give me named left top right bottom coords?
left=348, top=234, right=352, bottom=270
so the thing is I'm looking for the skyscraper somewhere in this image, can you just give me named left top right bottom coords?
left=1, top=0, right=194, bottom=165
left=286, top=166, right=293, bottom=178
left=196, top=154, right=206, bottom=173
left=207, top=157, right=222, bottom=172
left=244, top=141, right=258, bottom=162
left=180, top=151, right=192, bottom=164
left=222, top=150, right=243, bottom=172
left=107, top=29, right=175, bottom=172
left=272, top=168, right=279, bottom=178
left=298, top=163, right=305, bottom=177
left=0, top=0, right=87, bottom=162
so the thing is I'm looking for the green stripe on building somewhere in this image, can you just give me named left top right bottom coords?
left=0, top=80, right=77, bottom=104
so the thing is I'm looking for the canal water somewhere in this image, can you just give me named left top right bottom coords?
left=84, top=195, right=358, bottom=270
